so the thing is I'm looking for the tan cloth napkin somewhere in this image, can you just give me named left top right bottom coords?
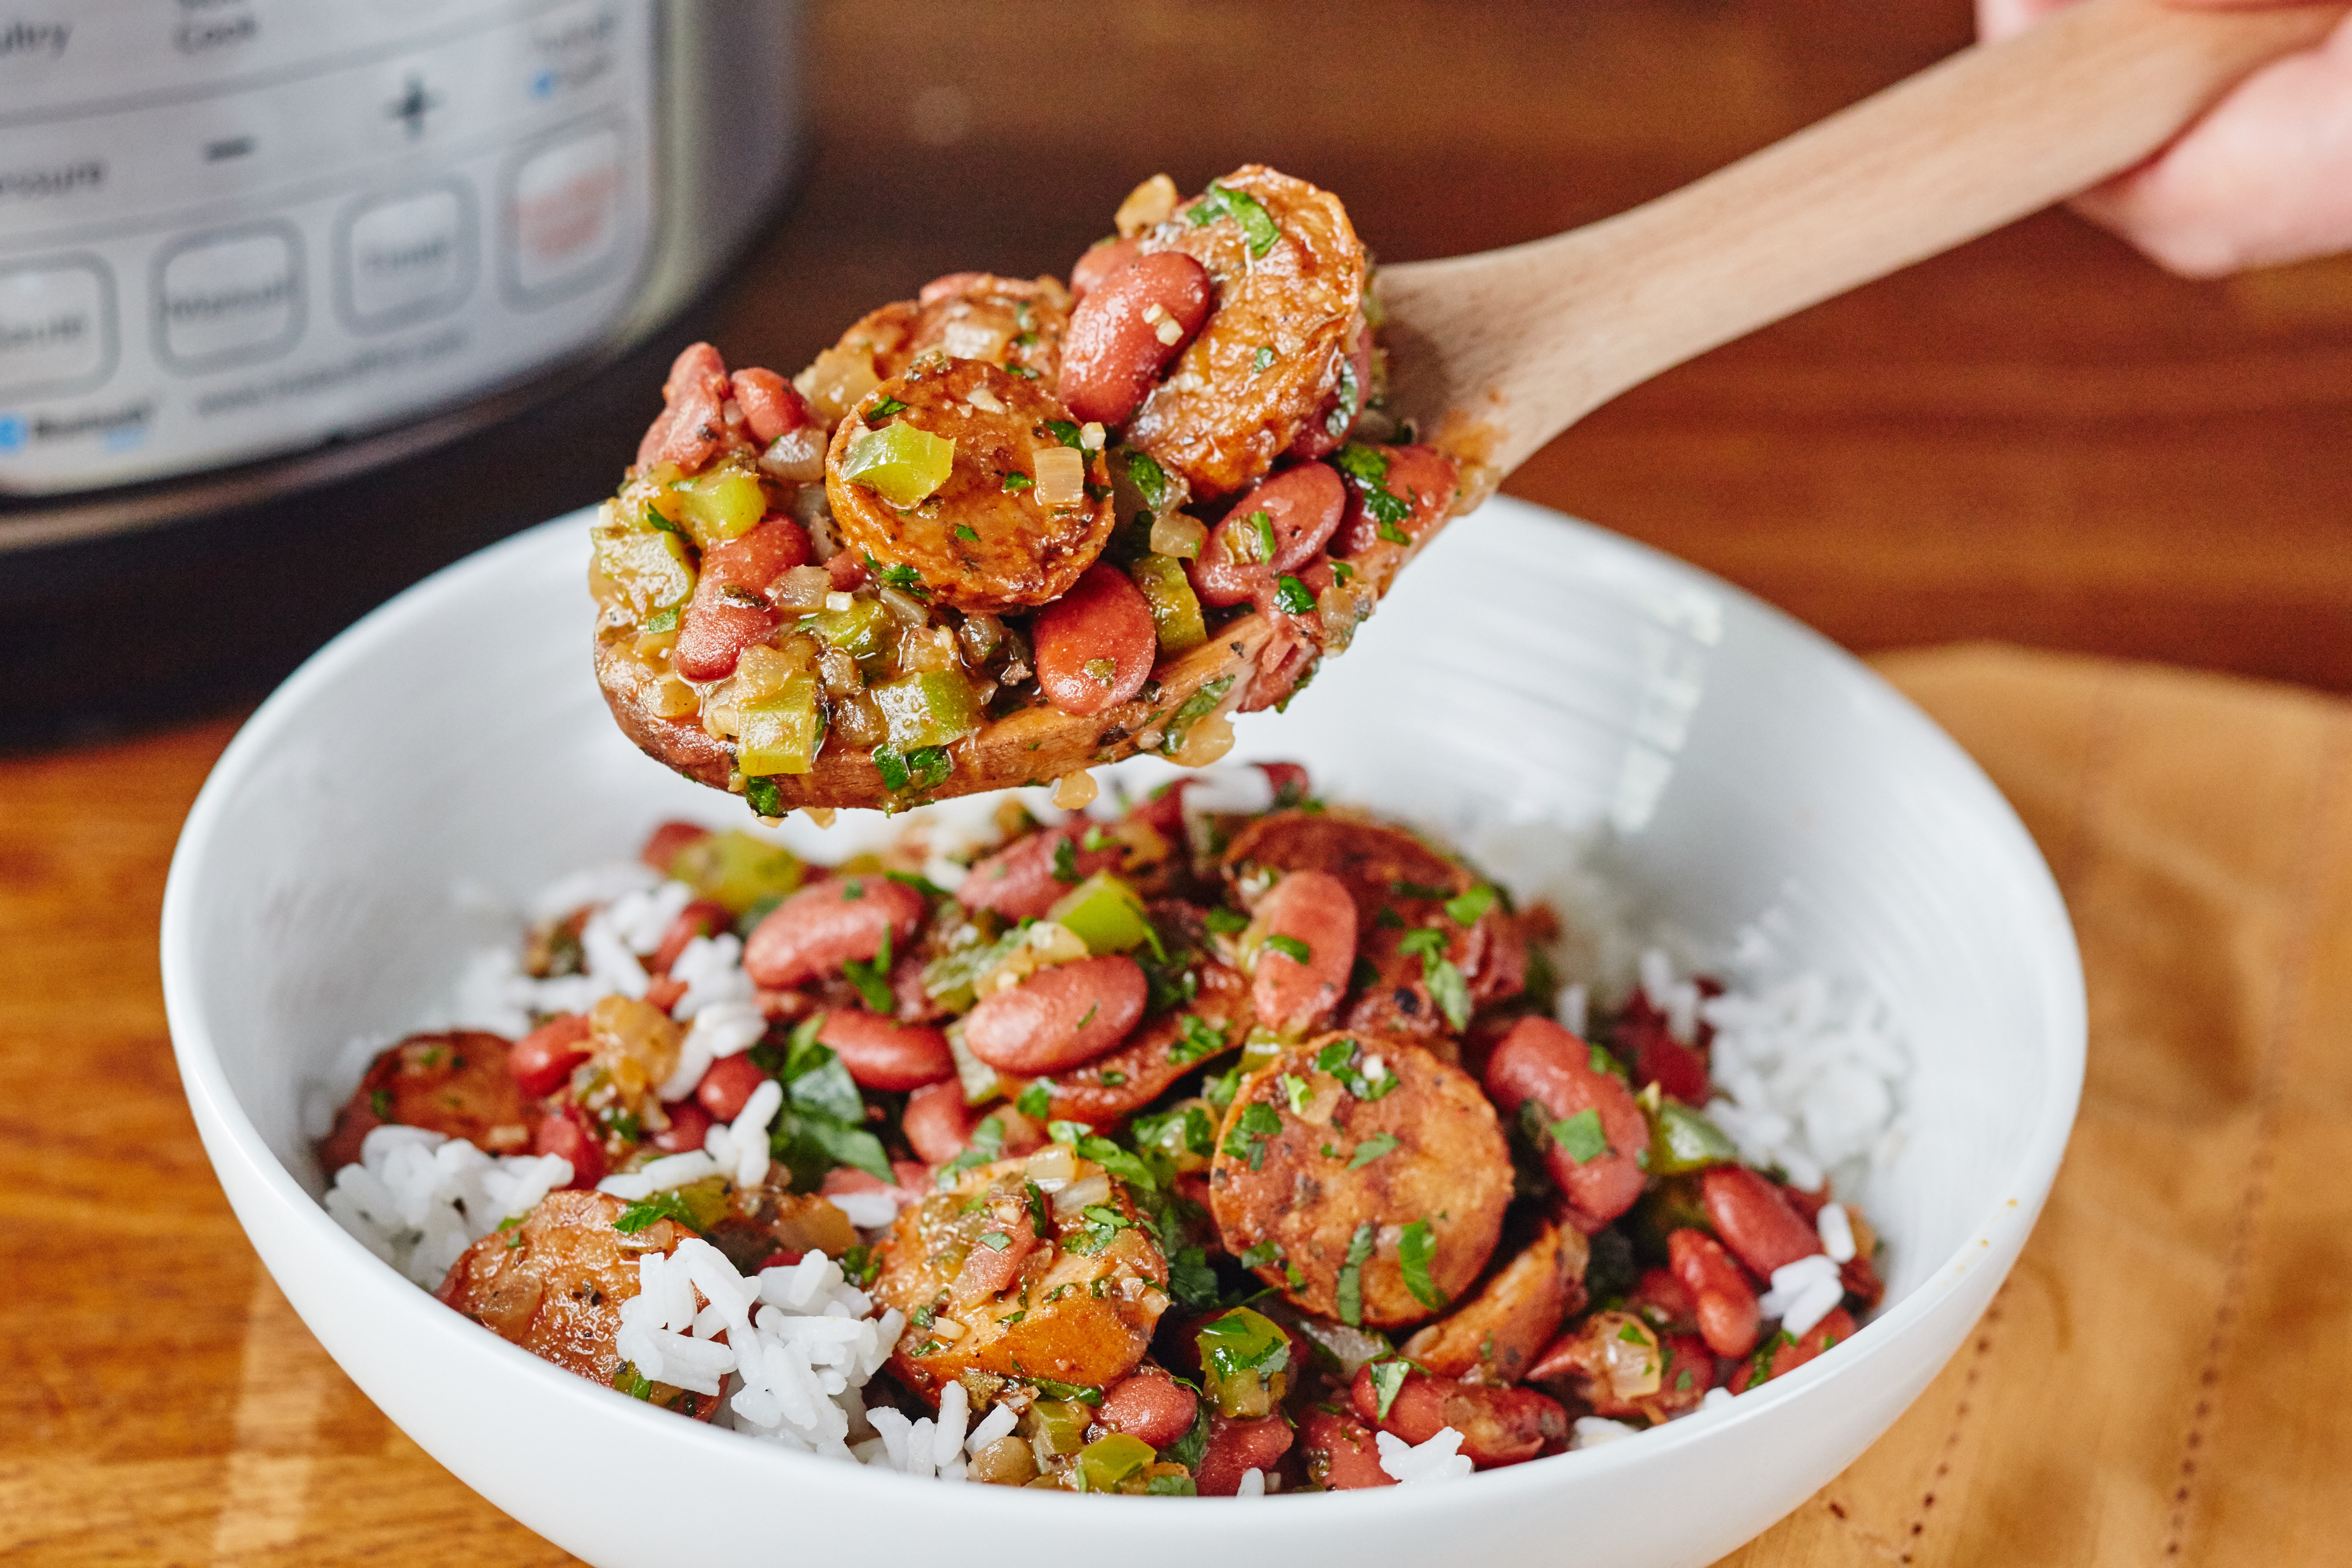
left=1724, top=645, right=2352, bottom=1567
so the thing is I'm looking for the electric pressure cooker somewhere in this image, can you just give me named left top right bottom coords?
left=0, top=0, right=802, bottom=742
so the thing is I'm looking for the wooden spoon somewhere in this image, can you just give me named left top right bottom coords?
left=669, top=0, right=2345, bottom=814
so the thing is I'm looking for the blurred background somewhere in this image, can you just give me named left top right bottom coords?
left=6, top=0, right=2350, bottom=748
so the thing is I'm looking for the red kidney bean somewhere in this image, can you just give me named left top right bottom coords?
left=650, top=1098, right=714, bottom=1154
left=532, top=1108, right=606, bottom=1188
left=1333, top=443, right=1458, bottom=556
left=1098, top=1370, right=1198, bottom=1449
left=510, top=1013, right=592, bottom=1098
left=651, top=898, right=732, bottom=976
left=1299, top=1408, right=1396, bottom=1490
left=1617, top=990, right=1711, bottom=1103
left=825, top=551, right=869, bottom=592
left=639, top=820, right=710, bottom=873
left=1057, top=251, right=1213, bottom=425
left=1190, top=462, right=1346, bottom=609
left=901, top=1081, right=974, bottom=1165
left=963, top=955, right=1148, bottom=1074
left=696, top=1054, right=769, bottom=1122
left=1069, top=237, right=1145, bottom=301
left=1482, top=1016, right=1651, bottom=1226
left=814, top=1008, right=955, bottom=1092
left=959, top=822, right=1123, bottom=921
left=1702, top=1165, right=1824, bottom=1278
left=729, top=367, right=811, bottom=444
left=1196, top=1412, right=1294, bottom=1496
left=643, top=976, right=688, bottom=1013
left=1731, top=1307, right=1857, bottom=1394
left=636, top=342, right=731, bottom=472
left=1250, top=869, right=1357, bottom=1034
left=743, top=874, right=929, bottom=988
left=1287, top=319, right=1374, bottom=460
left=1669, top=1227, right=1762, bottom=1359
left=674, top=518, right=814, bottom=683
left=1349, top=1364, right=1565, bottom=1469
left=1032, top=564, right=1158, bottom=717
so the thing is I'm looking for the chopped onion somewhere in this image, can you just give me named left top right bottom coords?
left=1033, top=446, right=1086, bottom=508
left=759, top=425, right=828, bottom=484
left=771, top=565, right=833, bottom=611
left=1025, top=1144, right=1077, bottom=1187
left=965, top=385, right=1006, bottom=414
left=1051, top=1173, right=1112, bottom=1215
left=1150, top=514, right=1207, bottom=560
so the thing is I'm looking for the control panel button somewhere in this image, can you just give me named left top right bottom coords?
left=155, top=223, right=304, bottom=370
left=339, top=182, right=474, bottom=330
left=504, top=122, right=623, bottom=304
left=0, top=255, right=114, bottom=398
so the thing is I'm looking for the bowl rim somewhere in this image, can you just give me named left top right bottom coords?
left=160, top=497, right=2087, bottom=1515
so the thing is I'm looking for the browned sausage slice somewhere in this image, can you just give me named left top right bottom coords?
left=1125, top=165, right=1369, bottom=497
left=904, top=273, right=1071, bottom=383
left=319, top=1031, right=532, bottom=1172
left=824, top=359, right=1113, bottom=615
left=436, top=1189, right=721, bottom=1419
left=1399, top=1221, right=1590, bottom=1385
left=872, top=1152, right=1170, bottom=1405
left=1207, top=1035, right=1512, bottom=1329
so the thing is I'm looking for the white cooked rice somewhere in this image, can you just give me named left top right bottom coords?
left=316, top=795, right=1912, bottom=1483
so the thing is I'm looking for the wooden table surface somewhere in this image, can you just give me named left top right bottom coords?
left=7, top=0, right=2350, bottom=1561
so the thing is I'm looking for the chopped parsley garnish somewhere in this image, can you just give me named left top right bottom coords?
left=613, top=1188, right=708, bottom=1236
left=1445, top=885, right=1496, bottom=925
left=1160, top=675, right=1234, bottom=757
left=1237, top=1240, right=1281, bottom=1271
left=864, top=396, right=909, bottom=423
left=1274, top=574, right=1316, bottom=615
left=1051, top=837, right=1081, bottom=884
left=1347, top=1133, right=1398, bottom=1169
left=1393, top=926, right=1471, bottom=1029
left=643, top=503, right=680, bottom=535
left=1397, top=1218, right=1448, bottom=1312
left=1349, top=956, right=1380, bottom=990
left=1026, top=1375, right=1105, bottom=1405
left=1280, top=1074, right=1312, bottom=1115
left=1122, top=448, right=1169, bottom=509
left=1203, top=1064, right=1243, bottom=1108
left=840, top=927, right=895, bottom=1013
left=1251, top=345, right=1275, bottom=374
left=1675, top=1369, right=1695, bottom=1392
left=935, top=1115, right=1007, bottom=1186
left=1099, top=1069, right=1126, bottom=1086
left=1165, top=1013, right=1228, bottom=1066
left=1222, top=1102, right=1283, bottom=1170
left=862, top=552, right=929, bottom=597
left=1006, top=364, right=1039, bottom=379
left=1245, top=509, right=1276, bottom=563
left=1264, top=933, right=1311, bottom=964
left=1188, top=180, right=1281, bottom=257
left=1390, top=879, right=1454, bottom=901
left=1367, top=1356, right=1412, bottom=1420
left=1203, top=907, right=1250, bottom=934
left=1043, top=419, right=1083, bottom=449
left=954, top=523, right=980, bottom=543
left=369, top=1088, right=392, bottom=1118
left=840, top=1245, right=880, bottom=1287
left=744, top=775, right=785, bottom=816
left=1335, top=1221, right=1377, bottom=1326
left=884, top=870, right=947, bottom=899
left=1001, top=471, right=1034, bottom=493
left=1016, top=1081, right=1052, bottom=1118
left=978, top=1229, right=1013, bottom=1251
left=642, top=603, right=682, bottom=635
left=1549, top=1107, right=1609, bottom=1164
left=1314, top=1039, right=1357, bottom=1074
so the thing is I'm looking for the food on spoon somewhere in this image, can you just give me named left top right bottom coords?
left=316, top=766, right=1896, bottom=1490
left=590, top=166, right=1471, bottom=813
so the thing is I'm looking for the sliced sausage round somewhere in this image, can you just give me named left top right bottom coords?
left=742, top=873, right=929, bottom=989
left=1208, top=1036, right=1512, bottom=1329
left=1033, top=564, right=1158, bottom=716
left=962, top=955, right=1149, bottom=1075
left=824, top=359, right=1113, bottom=615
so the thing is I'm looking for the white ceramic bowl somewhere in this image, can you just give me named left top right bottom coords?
left=163, top=498, right=2083, bottom=1568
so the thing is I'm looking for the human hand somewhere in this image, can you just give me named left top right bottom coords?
left=1979, top=0, right=2352, bottom=275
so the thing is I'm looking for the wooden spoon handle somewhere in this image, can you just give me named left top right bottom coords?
left=1380, top=0, right=2348, bottom=473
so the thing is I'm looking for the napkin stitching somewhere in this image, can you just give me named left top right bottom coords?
left=1894, top=669, right=2123, bottom=1563
left=2156, top=711, right=2344, bottom=1559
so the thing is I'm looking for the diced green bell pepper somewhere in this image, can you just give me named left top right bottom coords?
left=592, top=519, right=696, bottom=620
left=671, top=462, right=769, bottom=549
left=840, top=420, right=956, bottom=508
left=1196, top=1306, right=1290, bottom=1418
left=873, top=669, right=980, bottom=750
left=1128, top=553, right=1206, bottom=655
left=736, top=673, right=822, bottom=777
left=1045, top=872, right=1153, bottom=956
left=802, top=597, right=892, bottom=661
left=1077, top=1432, right=1156, bottom=1492
left=1646, top=1099, right=1740, bottom=1175
left=1027, top=1397, right=1091, bottom=1458
left=669, top=829, right=804, bottom=915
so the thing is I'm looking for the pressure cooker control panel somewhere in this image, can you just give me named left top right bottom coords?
left=0, top=0, right=657, bottom=496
